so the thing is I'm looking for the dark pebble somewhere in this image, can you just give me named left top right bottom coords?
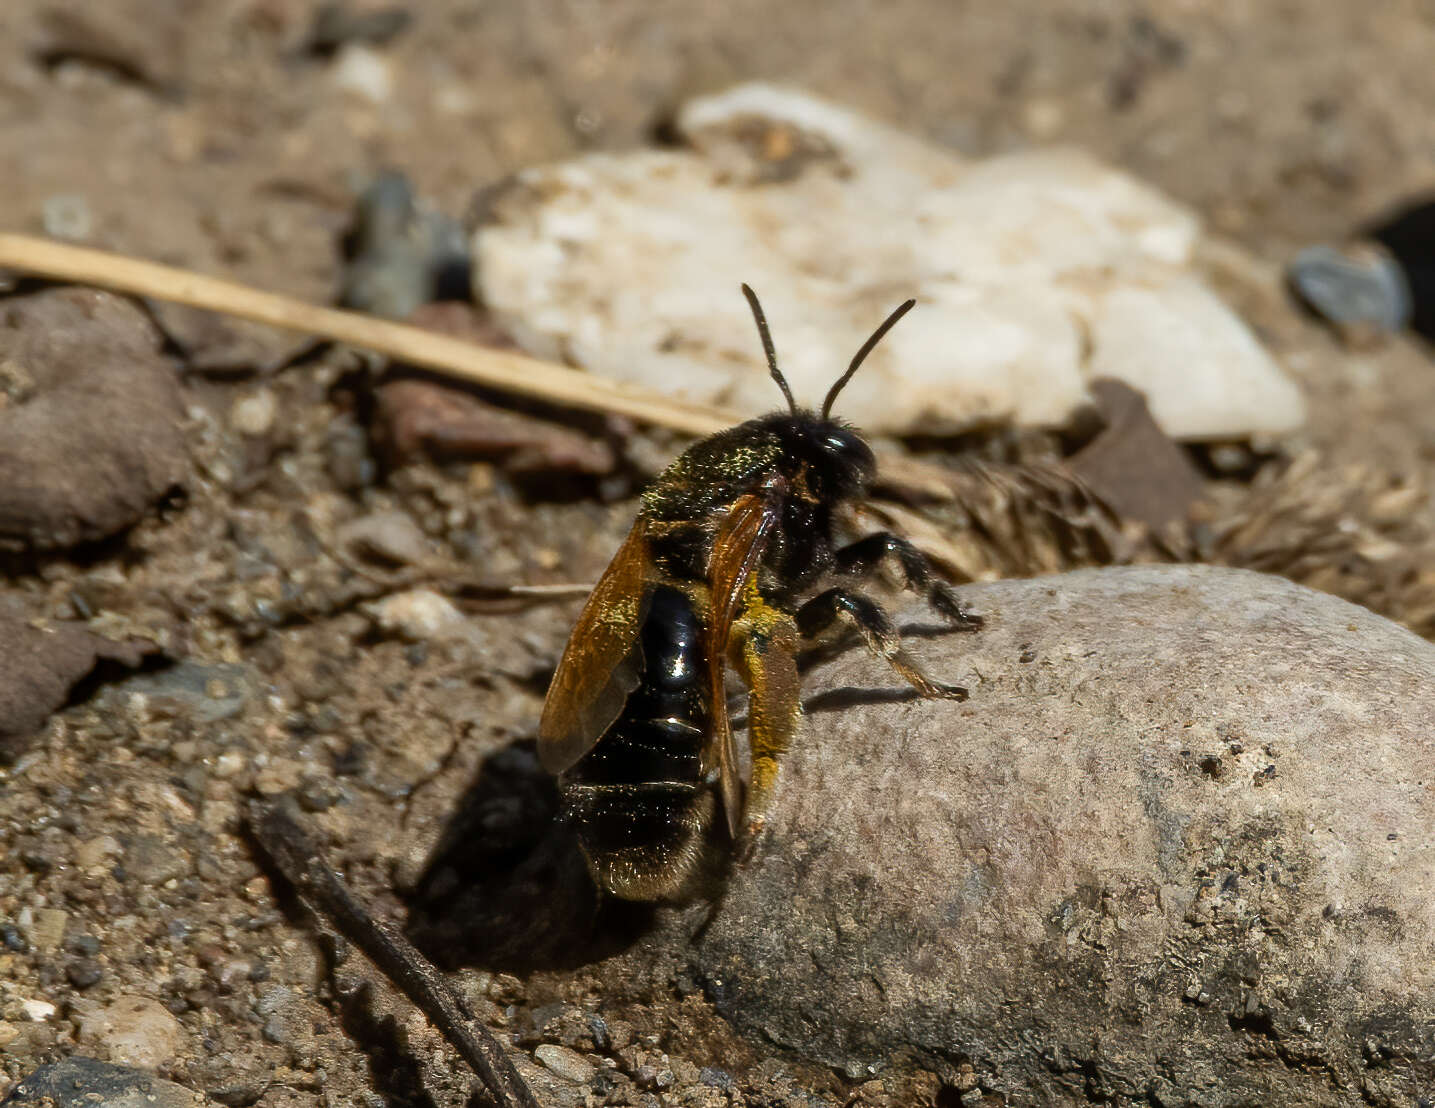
left=333, top=742, right=368, bottom=777
left=2, top=1057, right=222, bottom=1108
left=66, top=958, right=103, bottom=989
left=296, top=778, right=342, bottom=812
left=587, top=1013, right=610, bottom=1051
left=21, top=843, right=57, bottom=872
left=2, top=922, right=29, bottom=952
left=208, top=1083, right=269, bottom=1108
left=68, top=933, right=101, bottom=956
left=1288, top=243, right=1411, bottom=333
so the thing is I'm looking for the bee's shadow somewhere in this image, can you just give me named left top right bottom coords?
left=403, top=739, right=655, bottom=973
left=406, top=624, right=962, bottom=971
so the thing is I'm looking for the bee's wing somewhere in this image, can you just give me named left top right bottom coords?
left=538, top=517, right=651, bottom=774
left=705, top=488, right=782, bottom=837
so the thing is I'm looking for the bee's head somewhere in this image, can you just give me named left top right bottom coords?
left=740, top=284, right=908, bottom=501
left=763, top=413, right=872, bottom=499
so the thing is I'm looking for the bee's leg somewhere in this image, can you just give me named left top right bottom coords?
left=832, top=532, right=983, bottom=630
left=796, top=587, right=969, bottom=700
left=730, top=604, right=802, bottom=850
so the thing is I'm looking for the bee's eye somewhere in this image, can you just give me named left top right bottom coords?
left=815, top=427, right=875, bottom=485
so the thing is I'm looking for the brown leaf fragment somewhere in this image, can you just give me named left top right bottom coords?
left=1069, top=378, right=1206, bottom=529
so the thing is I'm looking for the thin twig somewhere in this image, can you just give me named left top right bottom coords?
left=0, top=232, right=961, bottom=500
left=0, top=232, right=730, bottom=437
left=247, top=799, right=542, bottom=1108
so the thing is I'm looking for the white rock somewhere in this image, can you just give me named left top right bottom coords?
left=475, top=83, right=1303, bottom=440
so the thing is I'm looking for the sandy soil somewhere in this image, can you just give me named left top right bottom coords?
left=4, top=2, right=1435, bottom=1106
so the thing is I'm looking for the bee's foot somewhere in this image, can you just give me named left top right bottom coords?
left=939, top=682, right=969, bottom=701
left=947, top=608, right=984, bottom=632
left=737, top=817, right=769, bottom=864
left=930, top=586, right=985, bottom=632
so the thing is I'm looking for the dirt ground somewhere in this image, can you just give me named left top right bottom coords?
left=4, top=2, right=1435, bottom=1106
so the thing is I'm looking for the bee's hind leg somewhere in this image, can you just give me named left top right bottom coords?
left=796, top=587, right=969, bottom=701
left=730, top=605, right=802, bottom=854
left=832, top=532, right=983, bottom=630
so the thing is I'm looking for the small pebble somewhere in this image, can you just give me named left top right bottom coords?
left=66, top=958, right=103, bottom=989
left=230, top=389, right=278, bottom=436
left=68, top=933, right=101, bottom=956
left=338, top=510, right=433, bottom=566
left=296, top=777, right=342, bottom=812
left=332, top=43, right=392, bottom=103
left=1289, top=242, right=1411, bottom=334
left=699, top=1067, right=734, bottom=1089
left=26, top=908, right=67, bottom=953
left=212, top=750, right=247, bottom=779
left=75, top=834, right=122, bottom=871
left=252, top=756, right=305, bottom=796
left=42, top=194, right=92, bottom=241
left=368, top=588, right=468, bottom=641
left=78, top=994, right=187, bottom=1069
left=21, top=998, right=55, bottom=1021
left=534, top=1043, right=597, bottom=1085
left=123, top=834, right=192, bottom=885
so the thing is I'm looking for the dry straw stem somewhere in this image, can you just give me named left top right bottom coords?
left=0, top=233, right=964, bottom=500
left=0, top=233, right=732, bottom=435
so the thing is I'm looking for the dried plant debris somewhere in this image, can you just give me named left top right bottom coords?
left=877, top=440, right=1435, bottom=643
left=1203, top=451, right=1435, bottom=638
left=374, top=378, right=617, bottom=475
left=0, top=289, right=189, bottom=551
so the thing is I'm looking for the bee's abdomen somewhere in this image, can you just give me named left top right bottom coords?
left=561, top=585, right=714, bottom=900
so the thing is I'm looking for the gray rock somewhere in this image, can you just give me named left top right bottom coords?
left=122, top=834, right=193, bottom=886
left=1, top=1057, right=216, bottom=1107
left=693, top=566, right=1435, bottom=1105
left=1289, top=243, right=1412, bottom=334
left=76, top=995, right=189, bottom=1070
left=101, top=661, right=253, bottom=725
left=0, top=289, right=189, bottom=551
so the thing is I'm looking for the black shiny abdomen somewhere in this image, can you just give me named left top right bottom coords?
left=561, top=585, right=713, bottom=898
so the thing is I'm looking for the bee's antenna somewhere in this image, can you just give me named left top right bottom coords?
left=741, top=283, right=798, bottom=416
left=821, top=298, right=916, bottom=419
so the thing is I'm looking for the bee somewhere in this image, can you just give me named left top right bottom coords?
left=538, top=286, right=981, bottom=900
